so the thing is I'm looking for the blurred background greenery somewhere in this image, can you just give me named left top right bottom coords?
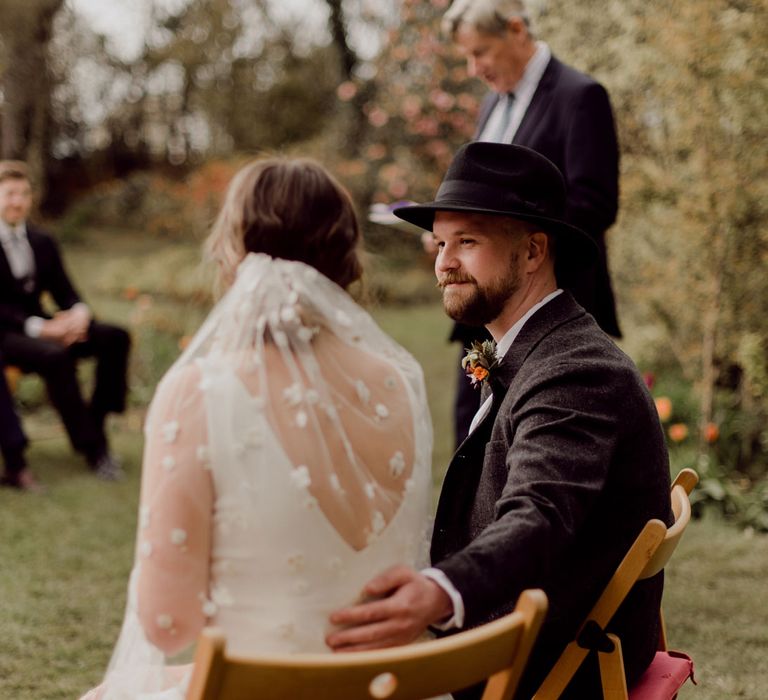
left=1, top=0, right=767, bottom=697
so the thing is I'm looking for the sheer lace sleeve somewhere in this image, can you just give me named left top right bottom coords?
left=136, top=363, right=213, bottom=655
left=96, top=366, right=213, bottom=700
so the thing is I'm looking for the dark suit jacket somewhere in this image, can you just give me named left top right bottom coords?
left=475, top=55, right=621, bottom=337
left=0, top=225, right=83, bottom=334
left=431, top=292, right=671, bottom=696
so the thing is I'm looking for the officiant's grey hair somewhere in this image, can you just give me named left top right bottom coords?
left=443, top=0, right=534, bottom=38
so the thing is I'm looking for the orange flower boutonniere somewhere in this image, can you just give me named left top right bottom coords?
left=461, top=339, right=498, bottom=388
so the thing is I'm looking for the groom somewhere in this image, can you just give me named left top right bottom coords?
left=327, top=143, right=672, bottom=697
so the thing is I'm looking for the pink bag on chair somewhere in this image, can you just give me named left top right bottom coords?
left=629, top=651, right=695, bottom=700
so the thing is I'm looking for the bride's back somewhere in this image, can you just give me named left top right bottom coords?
left=198, top=307, right=431, bottom=654
left=93, top=157, right=432, bottom=699
left=138, top=253, right=432, bottom=656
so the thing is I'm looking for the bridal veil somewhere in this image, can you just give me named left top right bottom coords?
left=96, top=253, right=432, bottom=699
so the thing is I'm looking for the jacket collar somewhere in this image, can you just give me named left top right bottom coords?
left=513, top=54, right=561, bottom=145
left=488, top=289, right=584, bottom=396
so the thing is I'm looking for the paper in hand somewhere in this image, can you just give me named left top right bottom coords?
left=368, top=201, right=424, bottom=235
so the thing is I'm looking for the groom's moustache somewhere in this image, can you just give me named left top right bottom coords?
left=437, top=273, right=476, bottom=288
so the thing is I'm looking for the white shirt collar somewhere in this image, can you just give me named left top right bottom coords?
left=0, top=220, right=27, bottom=242
left=466, top=288, right=563, bottom=437
left=511, top=41, right=551, bottom=99
left=495, top=288, right=563, bottom=360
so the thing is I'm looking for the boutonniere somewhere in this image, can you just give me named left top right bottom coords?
left=461, top=339, right=498, bottom=388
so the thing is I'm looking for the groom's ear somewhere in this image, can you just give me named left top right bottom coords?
left=524, top=231, right=551, bottom=272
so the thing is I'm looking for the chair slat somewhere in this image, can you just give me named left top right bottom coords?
left=187, top=589, right=547, bottom=700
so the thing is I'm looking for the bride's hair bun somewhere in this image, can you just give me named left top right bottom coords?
left=206, top=157, right=362, bottom=291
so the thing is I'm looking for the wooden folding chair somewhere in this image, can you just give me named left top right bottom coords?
left=533, top=469, right=698, bottom=700
left=186, top=589, right=547, bottom=700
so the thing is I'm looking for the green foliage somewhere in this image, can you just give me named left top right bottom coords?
left=332, top=1, right=480, bottom=204
left=647, top=369, right=768, bottom=531
left=224, top=46, right=342, bottom=151
left=691, top=454, right=768, bottom=533
left=55, top=161, right=242, bottom=241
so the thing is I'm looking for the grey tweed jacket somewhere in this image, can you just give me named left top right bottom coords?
left=431, top=292, right=671, bottom=697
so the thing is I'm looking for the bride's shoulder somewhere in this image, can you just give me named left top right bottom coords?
left=153, top=362, right=205, bottom=406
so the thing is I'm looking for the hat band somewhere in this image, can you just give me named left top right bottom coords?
left=436, top=180, right=552, bottom=217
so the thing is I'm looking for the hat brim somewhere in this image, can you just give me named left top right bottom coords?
left=393, top=202, right=598, bottom=265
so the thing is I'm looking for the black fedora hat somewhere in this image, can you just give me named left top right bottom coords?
left=394, top=142, right=597, bottom=266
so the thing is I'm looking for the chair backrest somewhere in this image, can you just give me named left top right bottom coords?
left=187, top=589, right=547, bottom=700
left=639, top=470, right=695, bottom=580
left=532, top=469, right=698, bottom=699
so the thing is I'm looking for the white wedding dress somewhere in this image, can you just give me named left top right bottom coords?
left=89, top=254, right=433, bottom=699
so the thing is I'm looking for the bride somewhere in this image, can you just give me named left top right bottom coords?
left=82, top=157, right=432, bottom=699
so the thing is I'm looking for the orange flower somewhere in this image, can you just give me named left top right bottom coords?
left=655, top=396, right=672, bottom=422
left=472, top=366, right=489, bottom=382
left=4, top=365, right=22, bottom=394
left=122, top=285, right=139, bottom=301
left=178, top=335, right=192, bottom=350
left=703, top=422, right=720, bottom=443
left=668, top=423, right=689, bottom=442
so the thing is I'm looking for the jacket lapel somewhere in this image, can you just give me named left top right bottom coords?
left=513, top=55, right=561, bottom=145
left=490, top=289, right=584, bottom=393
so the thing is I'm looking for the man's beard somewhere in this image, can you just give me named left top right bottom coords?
left=438, top=256, right=521, bottom=326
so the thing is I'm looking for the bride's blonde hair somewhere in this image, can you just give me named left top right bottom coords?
left=205, top=157, right=362, bottom=293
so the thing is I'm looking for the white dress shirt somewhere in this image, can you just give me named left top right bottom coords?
left=423, top=289, right=563, bottom=629
left=0, top=220, right=35, bottom=281
left=477, top=41, right=552, bottom=144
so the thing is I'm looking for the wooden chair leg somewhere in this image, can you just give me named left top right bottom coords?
left=658, top=609, right=669, bottom=652
left=186, top=628, right=226, bottom=700
left=598, top=633, right=629, bottom=700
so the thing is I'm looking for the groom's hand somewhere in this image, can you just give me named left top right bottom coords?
left=325, top=566, right=452, bottom=652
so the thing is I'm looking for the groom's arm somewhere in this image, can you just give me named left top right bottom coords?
left=325, top=566, right=452, bottom=651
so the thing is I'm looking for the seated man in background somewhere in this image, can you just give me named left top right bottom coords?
left=0, top=350, right=37, bottom=490
left=0, top=161, right=130, bottom=480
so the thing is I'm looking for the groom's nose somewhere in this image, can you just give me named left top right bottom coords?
left=435, top=244, right=459, bottom=276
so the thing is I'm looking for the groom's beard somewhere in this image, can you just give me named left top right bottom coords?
left=437, top=256, right=521, bottom=327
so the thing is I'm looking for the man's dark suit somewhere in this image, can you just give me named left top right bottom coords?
left=431, top=292, right=671, bottom=698
left=476, top=55, right=621, bottom=336
left=0, top=350, right=27, bottom=477
left=0, top=225, right=130, bottom=463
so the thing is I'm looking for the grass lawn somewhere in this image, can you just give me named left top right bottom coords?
left=1, top=231, right=766, bottom=698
